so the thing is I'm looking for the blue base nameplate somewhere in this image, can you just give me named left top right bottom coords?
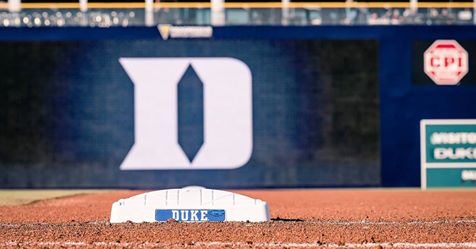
left=155, top=209, right=226, bottom=222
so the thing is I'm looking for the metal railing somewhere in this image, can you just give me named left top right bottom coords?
left=0, top=2, right=474, bottom=27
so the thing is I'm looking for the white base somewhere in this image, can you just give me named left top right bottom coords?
left=110, top=186, right=269, bottom=223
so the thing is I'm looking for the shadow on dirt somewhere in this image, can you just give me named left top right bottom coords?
left=271, top=217, right=304, bottom=222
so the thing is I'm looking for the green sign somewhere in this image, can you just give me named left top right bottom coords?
left=421, top=120, right=476, bottom=189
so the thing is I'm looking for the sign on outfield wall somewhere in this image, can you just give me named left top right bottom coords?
left=420, top=119, right=476, bottom=189
left=0, top=38, right=381, bottom=188
left=119, top=58, right=253, bottom=170
left=423, top=40, right=468, bottom=85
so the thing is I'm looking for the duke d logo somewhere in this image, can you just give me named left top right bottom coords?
left=119, top=58, right=253, bottom=170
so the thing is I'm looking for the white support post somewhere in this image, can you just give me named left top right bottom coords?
left=145, top=0, right=153, bottom=12
left=282, top=0, right=290, bottom=25
left=8, top=0, right=21, bottom=12
left=410, top=0, right=418, bottom=13
left=474, top=0, right=476, bottom=24
left=79, top=0, right=88, bottom=12
left=211, top=0, right=225, bottom=26
left=145, top=0, right=154, bottom=26
left=345, top=0, right=352, bottom=24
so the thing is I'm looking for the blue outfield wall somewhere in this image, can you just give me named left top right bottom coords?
left=0, top=26, right=475, bottom=188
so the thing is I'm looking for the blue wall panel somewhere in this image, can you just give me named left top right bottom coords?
left=0, top=26, right=475, bottom=188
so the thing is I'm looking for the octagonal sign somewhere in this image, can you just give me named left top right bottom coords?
left=424, top=40, right=468, bottom=85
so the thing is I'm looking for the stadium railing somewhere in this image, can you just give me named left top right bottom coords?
left=0, top=2, right=474, bottom=27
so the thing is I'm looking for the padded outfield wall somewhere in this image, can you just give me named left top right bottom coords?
left=0, top=26, right=475, bottom=188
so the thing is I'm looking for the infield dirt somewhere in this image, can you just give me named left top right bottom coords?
left=0, top=189, right=475, bottom=248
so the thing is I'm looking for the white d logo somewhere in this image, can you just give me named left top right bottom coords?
left=119, top=58, right=253, bottom=170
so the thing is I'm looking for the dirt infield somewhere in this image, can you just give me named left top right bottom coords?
left=0, top=189, right=475, bottom=248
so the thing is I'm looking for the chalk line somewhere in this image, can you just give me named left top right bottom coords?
left=1, top=219, right=475, bottom=228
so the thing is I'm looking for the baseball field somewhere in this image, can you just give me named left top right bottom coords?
left=0, top=189, right=475, bottom=248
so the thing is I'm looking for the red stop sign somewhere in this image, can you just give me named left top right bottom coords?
left=424, top=40, right=469, bottom=85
